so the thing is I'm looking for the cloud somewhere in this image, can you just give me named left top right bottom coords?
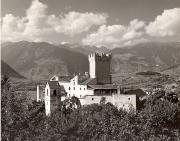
left=2, top=1, right=179, bottom=47
left=52, top=11, right=107, bottom=36
left=82, top=19, right=146, bottom=48
left=2, top=0, right=107, bottom=43
left=146, top=8, right=180, bottom=37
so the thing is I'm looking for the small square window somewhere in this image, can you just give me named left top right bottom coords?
left=128, top=98, right=130, bottom=100
left=92, top=98, right=94, bottom=101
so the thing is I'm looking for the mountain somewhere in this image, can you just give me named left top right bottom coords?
left=1, top=60, right=24, bottom=78
left=1, top=41, right=89, bottom=80
left=59, top=44, right=110, bottom=56
left=111, top=42, right=180, bottom=74
left=1, top=41, right=180, bottom=80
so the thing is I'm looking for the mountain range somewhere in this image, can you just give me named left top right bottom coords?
left=1, top=41, right=180, bottom=80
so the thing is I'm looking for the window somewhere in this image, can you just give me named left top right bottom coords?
left=74, top=87, right=75, bottom=90
left=74, top=82, right=75, bottom=85
left=128, top=98, right=130, bottom=100
left=69, top=87, right=71, bottom=90
left=80, top=95, right=81, bottom=98
left=92, top=98, right=94, bottom=101
left=47, top=89, right=48, bottom=96
left=53, top=90, right=57, bottom=96
left=80, top=88, right=81, bottom=90
left=84, top=88, right=85, bottom=90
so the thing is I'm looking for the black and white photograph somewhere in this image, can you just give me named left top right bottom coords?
left=1, top=0, right=180, bottom=140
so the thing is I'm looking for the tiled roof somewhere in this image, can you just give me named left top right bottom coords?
left=58, top=76, right=74, bottom=82
left=78, top=75, right=89, bottom=84
left=48, top=81, right=61, bottom=89
left=80, top=78, right=97, bottom=85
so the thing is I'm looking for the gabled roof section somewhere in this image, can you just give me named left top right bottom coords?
left=47, top=81, right=61, bottom=89
left=78, top=75, right=89, bottom=84
left=58, top=76, right=74, bottom=82
left=80, top=78, right=97, bottom=85
left=125, top=89, right=147, bottom=98
left=60, top=85, right=67, bottom=96
left=88, top=84, right=118, bottom=90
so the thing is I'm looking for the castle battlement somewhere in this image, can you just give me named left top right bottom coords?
left=88, top=53, right=111, bottom=61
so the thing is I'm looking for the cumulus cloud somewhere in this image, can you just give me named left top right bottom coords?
left=1, top=0, right=107, bottom=43
left=2, top=0, right=179, bottom=47
left=82, top=19, right=146, bottom=48
left=146, top=8, right=180, bottom=37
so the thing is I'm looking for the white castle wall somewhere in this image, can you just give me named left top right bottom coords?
left=59, top=75, right=92, bottom=99
left=80, top=94, right=136, bottom=111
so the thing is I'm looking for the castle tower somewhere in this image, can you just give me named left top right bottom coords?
left=88, top=53, right=112, bottom=84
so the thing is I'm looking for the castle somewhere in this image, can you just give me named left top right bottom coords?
left=37, top=53, right=137, bottom=115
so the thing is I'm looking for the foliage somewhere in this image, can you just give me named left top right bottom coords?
left=1, top=77, right=180, bottom=140
left=1, top=76, right=46, bottom=141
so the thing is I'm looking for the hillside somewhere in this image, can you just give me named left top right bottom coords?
left=1, top=60, right=24, bottom=78
left=1, top=41, right=88, bottom=80
left=162, top=64, right=180, bottom=76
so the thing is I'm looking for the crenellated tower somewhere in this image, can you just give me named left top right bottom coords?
left=88, top=53, right=112, bottom=84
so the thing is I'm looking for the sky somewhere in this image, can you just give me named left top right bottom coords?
left=2, top=0, right=180, bottom=48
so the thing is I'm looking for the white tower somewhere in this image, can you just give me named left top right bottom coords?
left=37, top=85, right=40, bottom=102
left=88, top=53, right=96, bottom=78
